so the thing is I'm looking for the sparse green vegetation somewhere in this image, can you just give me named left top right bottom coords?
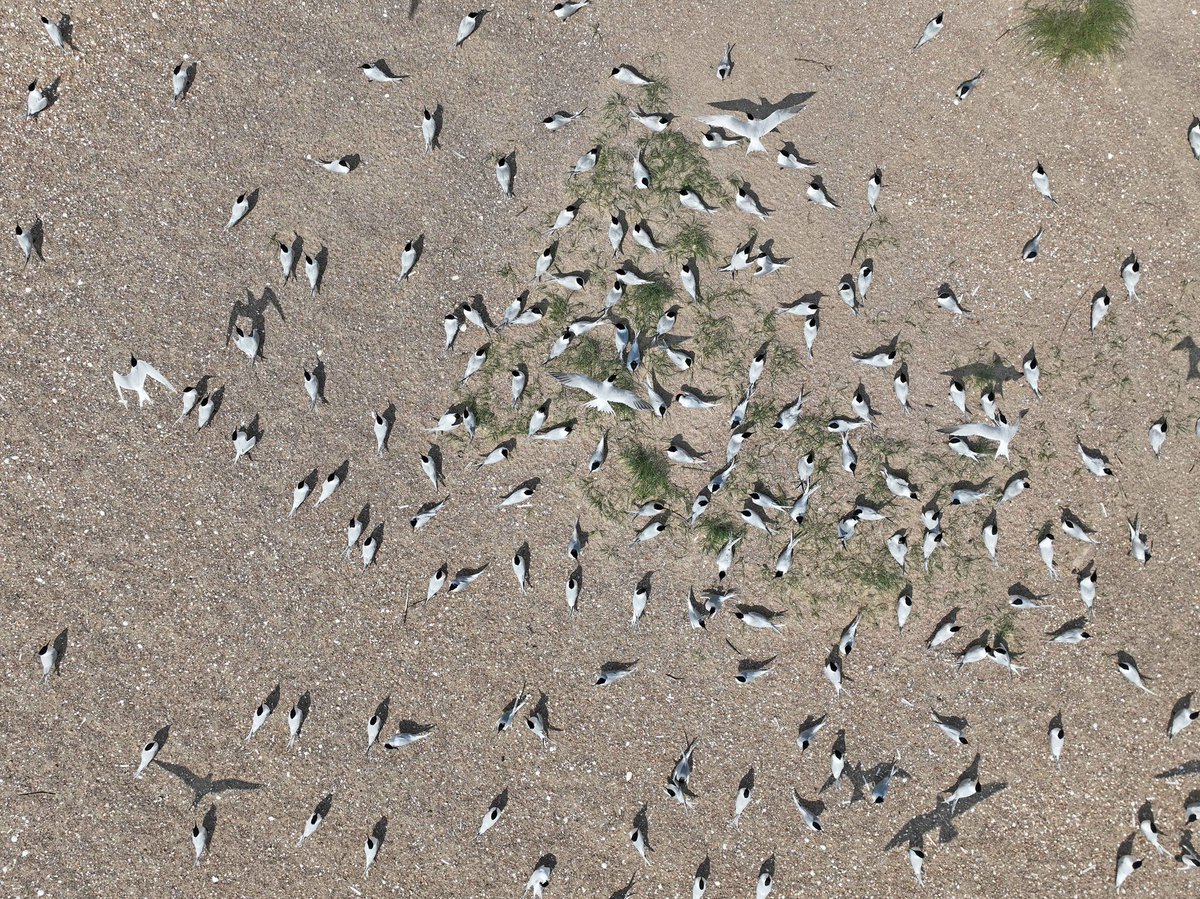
left=565, top=335, right=611, bottom=380
left=696, top=312, right=735, bottom=359
left=546, top=293, right=573, bottom=324
left=669, top=221, right=716, bottom=263
left=567, top=142, right=633, bottom=211
left=643, top=131, right=727, bottom=204
left=625, top=281, right=675, bottom=334
left=599, top=93, right=633, bottom=135
left=992, top=610, right=1020, bottom=649
left=696, top=515, right=744, bottom=554
left=621, top=440, right=679, bottom=501
left=1021, top=0, right=1134, bottom=69
left=850, top=213, right=897, bottom=263
left=641, top=78, right=670, bottom=113
left=743, top=399, right=776, bottom=430
left=843, top=555, right=906, bottom=595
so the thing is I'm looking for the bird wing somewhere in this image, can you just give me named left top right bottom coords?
left=139, top=361, right=176, bottom=393
left=696, top=114, right=752, bottom=139
left=606, top=388, right=650, bottom=411
left=942, top=422, right=1002, bottom=441
left=551, top=372, right=604, bottom=397
left=757, top=105, right=805, bottom=135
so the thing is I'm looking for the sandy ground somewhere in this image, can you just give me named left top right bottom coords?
left=2, top=0, right=1200, bottom=896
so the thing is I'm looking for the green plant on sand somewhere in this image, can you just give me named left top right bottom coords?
left=1020, top=0, right=1134, bottom=69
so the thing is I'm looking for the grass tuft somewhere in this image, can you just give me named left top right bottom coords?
left=669, top=221, right=717, bottom=263
left=565, top=335, right=611, bottom=380
left=621, top=440, right=678, bottom=501
left=1021, top=0, right=1134, bottom=69
left=696, top=515, right=745, bottom=554
left=625, top=281, right=675, bottom=334
left=643, top=131, right=727, bottom=204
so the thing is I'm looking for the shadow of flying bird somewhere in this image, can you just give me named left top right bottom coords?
left=707, top=91, right=816, bottom=117
left=154, top=759, right=262, bottom=807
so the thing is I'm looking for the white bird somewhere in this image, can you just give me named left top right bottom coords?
left=25, top=80, right=49, bottom=118
left=297, top=808, right=324, bottom=847
left=225, top=192, right=251, bottom=230
left=1115, top=849, right=1142, bottom=893
left=233, top=327, right=261, bottom=363
left=806, top=178, right=839, bottom=208
left=113, top=356, right=177, bottom=407
left=717, top=44, right=734, bottom=79
left=914, top=11, right=944, bottom=48
left=420, top=109, right=437, bottom=152
left=14, top=224, right=36, bottom=268
left=553, top=0, right=589, bottom=19
left=135, top=737, right=161, bottom=778
left=611, top=64, right=653, bottom=85
left=305, top=254, right=322, bottom=298
left=364, top=834, right=380, bottom=877
left=362, top=61, right=403, bottom=83
left=196, top=394, right=217, bottom=430
left=1032, top=162, right=1057, bottom=203
left=231, top=426, right=256, bottom=464
left=171, top=64, right=190, bottom=104
left=192, top=822, right=208, bottom=865
left=1121, top=254, right=1141, bottom=301
left=696, top=105, right=805, bottom=153
left=455, top=11, right=482, bottom=46
left=551, top=372, right=649, bottom=412
left=496, top=156, right=513, bottom=196
left=40, top=15, right=65, bottom=50
left=679, top=188, right=716, bottom=214
left=1090, top=288, right=1111, bottom=331
left=908, top=847, right=925, bottom=886
left=735, top=185, right=770, bottom=220
left=278, top=238, right=296, bottom=282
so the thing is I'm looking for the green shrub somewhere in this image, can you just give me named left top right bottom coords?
left=1021, top=0, right=1134, bottom=69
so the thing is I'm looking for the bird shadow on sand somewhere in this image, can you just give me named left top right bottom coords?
left=243, top=413, right=264, bottom=446
left=606, top=872, right=637, bottom=899
left=371, top=814, right=388, bottom=848
left=47, top=627, right=69, bottom=675
left=176, top=63, right=198, bottom=104
left=23, top=218, right=46, bottom=264
left=313, top=793, right=334, bottom=820
left=941, top=354, right=1023, bottom=386
left=1172, top=337, right=1200, bottom=380
left=201, top=803, right=217, bottom=841
left=821, top=758, right=913, bottom=802
left=152, top=723, right=171, bottom=752
left=36, top=78, right=62, bottom=115
left=632, top=804, right=652, bottom=850
left=55, top=14, right=78, bottom=51
left=1155, top=759, right=1200, bottom=779
left=378, top=404, right=397, bottom=452
left=371, top=695, right=390, bottom=734
left=707, top=92, right=815, bottom=116
left=154, top=759, right=262, bottom=808
left=884, top=782, right=1007, bottom=850
left=225, top=286, right=284, bottom=350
